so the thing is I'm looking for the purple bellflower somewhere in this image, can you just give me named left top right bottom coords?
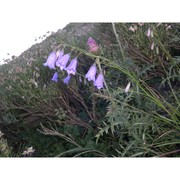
left=56, top=50, right=64, bottom=60
left=51, top=72, right=59, bottom=82
left=94, top=73, right=104, bottom=89
left=43, top=52, right=57, bottom=69
left=56, top=54, right=70, bottom=71
left=63, top=75, right=71, bottom=85
left=66, top=57, right=78, bottom=75
left=87, top=37, right=99, bottom=53
left=85, top=64, right=97, bottom=82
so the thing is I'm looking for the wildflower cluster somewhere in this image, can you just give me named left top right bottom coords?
left=43, top=49, right=77, bottom=84
left=128, top=23, right=173, bottom=53
left=85, top=63, right=104, bottom=89
left=43, top=37, right=104, bottom=89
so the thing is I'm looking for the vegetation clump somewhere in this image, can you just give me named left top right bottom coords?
left=0, top=23, right=179, bottom=157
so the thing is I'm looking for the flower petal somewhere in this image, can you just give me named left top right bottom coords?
left=66, top=57, right=78, bottom=75
left=125, top=82, right=131, bottom=93
left=56, top=54, right=70, bottom=70
left=51, top=72, right=59, bottom=82
left=43, top=52, right=57, bottom=69
left=94, top=73, right=104, bottom=89
left=85, top=64, right=97, bottom=82
left=63, top=75, right=71, bottom=85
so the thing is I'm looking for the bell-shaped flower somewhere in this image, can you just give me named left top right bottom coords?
left=51, top=72, right=59, bottom=82
left=43, top=52, right=57, bottom=69
left=94, top=73, right=104, bottom=89
left=85, top=64, right=97, bottom=82
left=146, top=28, right=151, bottom=38
left=87, top=37, right=99, bottom=53
left=56, top=50, right=64, bottom=60
left=124, top=82, right=131, bottom=93
left=66, top=57, right=78, bottom=75
left=151, top=42, right=154, bottom=50
left=56, top=54, right=70, bottom=71
left=63, top=75, right=71, bottom=85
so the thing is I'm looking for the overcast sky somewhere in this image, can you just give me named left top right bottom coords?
left=0, top=0, right=69, bottom=64
left=0, top=0, right=178, bottom=65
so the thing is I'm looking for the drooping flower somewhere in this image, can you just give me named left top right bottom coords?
left=87, top=37, right=99, bottom=53
left=51, top=72, right=59, bottom=82
left=63, top=75, right=71, bottom=85
left=43, top=52, right=57, bottom=69
left=94, top=73, right=104, bottom=89
left=151, top=42, right=155, bottom=50
left=56, top=54, right=70, bottom=71
left=146, top=28, right=151, bottom=37
left=85, top=64, right=97, bottom=82
left=66, top=57, right=78, bottom=75
left=124, top=82, right=131, bottom=93
left=156, top=46, right=159, bottom=54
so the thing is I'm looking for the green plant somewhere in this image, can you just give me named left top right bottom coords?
left=0, top=23, right=179, bottom=157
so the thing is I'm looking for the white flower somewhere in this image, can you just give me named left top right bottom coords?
left=151, top=42, right=155, bottom=50
left=146, top=28, right=151, bottom=37
left=125, top=82, right=131, bottom=93
left=129, top=25, right=137, bottom=32
left=22, top=146, right=35, bottom=156
left=156, top=46, right=159, bottom=54
left=166, top=25, right=172, bottom=31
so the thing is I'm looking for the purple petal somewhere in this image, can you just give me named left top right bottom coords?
left=43, top=52, right=57, bottom=69
left=51, top=72, right=59, bottom=82
left=87, top=37, right=99, bottom=52
left=85, top=64, right=97, bottom=82
left=56, top=50, right=64, bottom=60
left=56, top=54, right=70, bottom=70
left=94, top=73, right=104, bottom=89
left=63, top=75, right=71, bottom=85
left=66, top=57, right=78, bottom=75
left=87, top=37, right=97, bottom=46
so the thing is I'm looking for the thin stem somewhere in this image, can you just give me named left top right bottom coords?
left=154, top=149, right=180, bottom=157
left=112, top=23, right=125, bottom=62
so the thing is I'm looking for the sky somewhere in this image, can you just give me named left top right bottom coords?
left=0, top=0, right=179, bottom=65
left=0, top=0, right=69, bottom=64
